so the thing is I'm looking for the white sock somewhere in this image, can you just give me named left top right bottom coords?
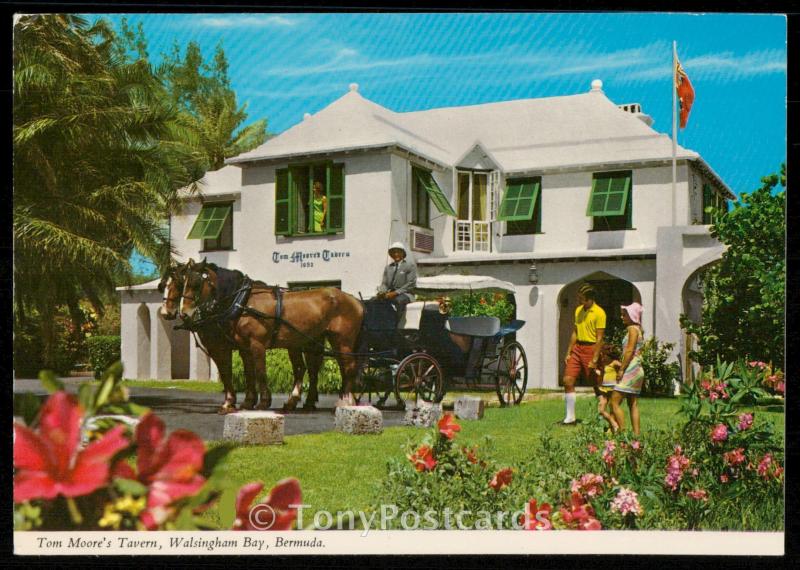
left=564, top=392, right=576, bottom=422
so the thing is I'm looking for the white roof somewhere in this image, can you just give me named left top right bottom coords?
left=226, top=85, right=726, bottom=191
left=179, top=164, right=242, bottom=199
left=416, top=274, right=516, bottom=293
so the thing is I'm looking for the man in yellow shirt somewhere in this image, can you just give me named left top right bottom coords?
left=559, top=283, right=606, bottom=425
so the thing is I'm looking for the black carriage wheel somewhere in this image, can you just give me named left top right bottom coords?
left=394, top=353, right=444, bottom=406
left=354, top=364, right=393, bottom=407
left=495, top=340, right=528, bottom=406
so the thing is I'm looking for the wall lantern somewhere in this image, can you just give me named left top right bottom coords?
left=528, top=263, right=539, bottom=284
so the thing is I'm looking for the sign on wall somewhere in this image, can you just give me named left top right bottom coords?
left=272, top=249, right=351, bottom=269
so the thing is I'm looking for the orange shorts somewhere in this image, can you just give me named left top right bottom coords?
left=565, top=343, right=598, bottom=383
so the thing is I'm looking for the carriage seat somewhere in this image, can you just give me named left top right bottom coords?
left=445, top=316, right=501, bottom=338
left=397, top=301, right=426, bottom=330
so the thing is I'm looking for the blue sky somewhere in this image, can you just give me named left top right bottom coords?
left=103, top=12, right=786, bottom=274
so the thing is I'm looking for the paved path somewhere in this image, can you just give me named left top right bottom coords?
left=14, top=378, right=407, bottom=441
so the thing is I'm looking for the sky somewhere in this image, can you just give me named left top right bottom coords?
left=100, top=12, right=787, bottom=274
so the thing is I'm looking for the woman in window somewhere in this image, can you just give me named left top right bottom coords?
left=312, top=180, right=327, bottom=232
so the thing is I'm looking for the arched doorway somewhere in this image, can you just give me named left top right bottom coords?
left=557, top=272, right=642, bottom=386
left=680, top=262, right=718, bottom=384
left=136, top=303, right=151, bottom=379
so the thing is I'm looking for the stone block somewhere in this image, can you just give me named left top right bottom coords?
left=334, top=406, right=383, bottom=435
left=454, top=396, right=485, bottom=420
left=402, top=400, right=443, bottom=427
left=223, top=411, right=285, bottom=445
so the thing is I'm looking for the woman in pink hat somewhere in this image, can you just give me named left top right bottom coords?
left=610, top=302, right=645, bottom=435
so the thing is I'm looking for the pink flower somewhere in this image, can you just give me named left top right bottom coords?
left=571, top=473, right=605, bottom=498
left=737, top=413, right=754, bottom=431
left=559, top=492, right=602, bottom=530
left=664, top=446, right=692, bottom=491
left=724, top=448, right=746, bottom=467
left=756, top=454, right=784, bottom=481
left=775, top=381, right=785, bottom=395
left=610, top=487, right=643, bottom=516
left=601, top=440, right=616, bottom=466
left=13, top=392, right=129, bottom=503
left=686, top=489, right=709, bottom=501
left=437, top=414, right=461, bottom=440
left=690, top=468, right=699, bottom=478
left=232, top=478, right=302, bottom=531
left=630, top=440, right=642, bottom=451
left=748, top=361, right=767, bottom=369
left=720, top=474, right=729, bottom=484
left=587, top=443, right=598, bottom=454
left=112, top=413, right=207, bottom=530
left=710, top=424, right=728, bottom=444
left=489, top=468, right=514, bottom=491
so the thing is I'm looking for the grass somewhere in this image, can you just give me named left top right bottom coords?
left=203, top=396, right=784, bottom=523
left=119, top=379, right=224, bottom=393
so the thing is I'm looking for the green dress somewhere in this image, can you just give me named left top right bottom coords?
left=312, top=196, right=325, bottom=232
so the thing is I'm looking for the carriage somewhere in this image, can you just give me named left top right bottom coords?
left=355, top=275, right=529, bottom=408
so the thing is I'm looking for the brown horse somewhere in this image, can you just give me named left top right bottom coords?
left=158, top=262, right=260, bottom=412
left=175, top=258, right=364, bottom=413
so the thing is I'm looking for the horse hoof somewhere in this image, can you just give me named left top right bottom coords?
left=302, top=402, right=317, bottom=411
left=218, top=405, right=238, bottom=415
left=256, top=399, right=272, bottom=411
left=241, top=400, right=256, bottom=410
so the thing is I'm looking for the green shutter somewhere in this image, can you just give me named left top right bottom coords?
left=187, top=204, right=231, bottom=240
left=586, top=172, right=631, bottom=216
left=275, top=168, right=290, bottom=235
left=498, top=178, right=540, bottom=221
left=702, top=183, right=713, bottom=224
left=417, top=170, right=456, bottom=216
left=327, top=163, right=345, bottom=232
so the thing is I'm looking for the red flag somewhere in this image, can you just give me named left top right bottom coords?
left=675, top=59, right=695, bottom=129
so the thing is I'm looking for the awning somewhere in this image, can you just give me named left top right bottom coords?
left=416, top=274, right=516, bottom=293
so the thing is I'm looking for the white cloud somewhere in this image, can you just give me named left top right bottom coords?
left=198, top=14, right=298, bottom=29
left=627, top=48, right=786, bottom=81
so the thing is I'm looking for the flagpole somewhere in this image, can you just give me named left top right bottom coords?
left=672, top=40, right=677, bottom=226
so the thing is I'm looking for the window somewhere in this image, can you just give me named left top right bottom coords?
left=415, top=168, right=456, bottom=216
left=587, top=171, right=632, bottom=231
left=498, top=177, right=542, bottom=235
left=275, top=162, right=344, bottom=236
left=702, top=183, right=726, bottom=224
left=411, top=165, right=431, bottom=227
left=187, top=203, right=234, bottom=251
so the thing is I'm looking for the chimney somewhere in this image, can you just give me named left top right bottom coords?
left=617, top=102, right=654, bottom=127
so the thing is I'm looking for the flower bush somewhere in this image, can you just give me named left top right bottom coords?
left=14, top=363, right=302, bottom=531
left=450, top=292, right=515, bottom=324
left=375, top=357, right=783, bottom=531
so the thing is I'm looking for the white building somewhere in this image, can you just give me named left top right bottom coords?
left=120, top=80, right=731, bottom=388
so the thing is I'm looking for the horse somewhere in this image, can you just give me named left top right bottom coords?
left=172, top=258, right=365, bottom=413
left=158, top=262, right=261, bottom=413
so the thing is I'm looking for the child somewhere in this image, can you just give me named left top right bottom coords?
left=610, top=303, right=645, bottom=436
left=594, top=342, right=621, bottom=432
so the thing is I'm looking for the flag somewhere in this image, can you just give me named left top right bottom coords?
left=675, top=59, right=695, bottom=129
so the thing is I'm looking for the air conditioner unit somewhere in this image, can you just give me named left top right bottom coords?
left=410, top=228, right=434, bottom=253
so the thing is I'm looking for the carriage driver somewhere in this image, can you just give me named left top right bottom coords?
left=376, top=242, right=417, bottom=310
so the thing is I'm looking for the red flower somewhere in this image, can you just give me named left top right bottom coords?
left=521, top=499, right=553, bottom=530
left=437, top=413, right=461, bottom=440
left=462, top=446, right=479, bottom=464
left=489, top=468, right=513, bottom=491
left=233, top=478, right=302, bottom=531
left=559, top=492, right=602, bottom=530
left=13, top=392, right=128, bottom=503
left=113, top=413, right=207, bottom=529
left=408, top=445, right=437, bottom=472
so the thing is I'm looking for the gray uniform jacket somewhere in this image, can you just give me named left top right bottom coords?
left=377, top=259, right=417, bottom=300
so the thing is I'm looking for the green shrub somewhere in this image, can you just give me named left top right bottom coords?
left=373, top=358, right=784, bottom=531
left=232, top=350, right=342, bottom=393
left=450, top=292, right=514, bottom=324
left=86, top=336, right=121, bottom=379
left=640, top=337, right=681, bottom=396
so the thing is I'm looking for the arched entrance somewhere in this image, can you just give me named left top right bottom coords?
left=136, top=303, right=151, bottom=379
left=557, top=272, right=642, bottom=386
left=679, top=261, right=719, bottom=384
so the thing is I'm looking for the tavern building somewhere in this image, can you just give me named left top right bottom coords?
left=119, top=80, right=731, bottom=388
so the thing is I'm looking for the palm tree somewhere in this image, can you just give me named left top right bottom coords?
left=13, top=14, right=205, bottom=367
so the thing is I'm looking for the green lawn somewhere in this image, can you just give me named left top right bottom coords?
left=205, top=397, right=784, bottom=522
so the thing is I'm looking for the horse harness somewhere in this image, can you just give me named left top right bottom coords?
left=177, top=270, right=285, bottom=350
